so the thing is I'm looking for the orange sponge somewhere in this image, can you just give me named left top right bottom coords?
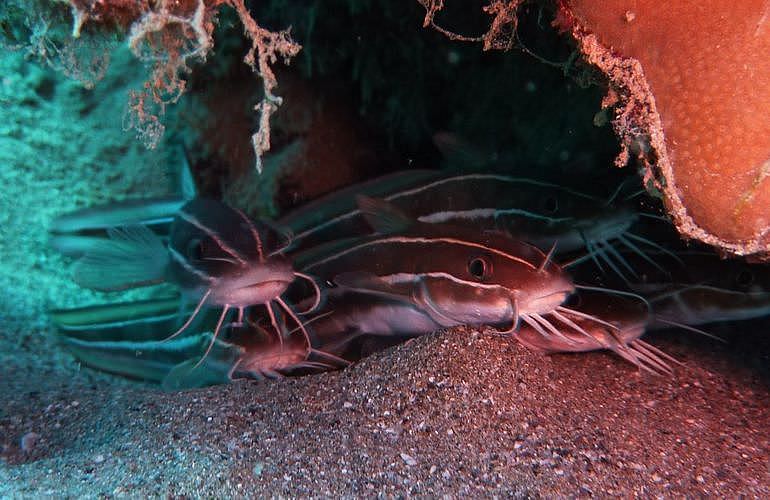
left=557, top=0, right=770, bottom=259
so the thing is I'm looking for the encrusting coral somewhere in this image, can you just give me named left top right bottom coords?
left=556, top=0, right=770, bottom=260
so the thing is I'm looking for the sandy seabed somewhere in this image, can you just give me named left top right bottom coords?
left=1, top=326, right=769, bottom=497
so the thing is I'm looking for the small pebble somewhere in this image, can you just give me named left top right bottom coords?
left=20, top=432, right=39, bottom=452
left=400, top=453, right=417, bottom=466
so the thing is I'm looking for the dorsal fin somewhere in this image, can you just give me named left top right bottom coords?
left=355, top=195, right=413, bottom=234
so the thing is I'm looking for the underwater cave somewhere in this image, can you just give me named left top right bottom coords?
left=1, top=0, right=769, bottom=496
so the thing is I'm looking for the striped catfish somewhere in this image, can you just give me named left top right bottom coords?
left=52, top=169, right=644, bottom=259
left=625, top=252, right=770, bottom=331
left=70, top=198, right=320, bottom=349
left=50, top=296, right=347, bottom=390
left=276, top=170, right=675, bottom=285
left=277, top=171, right=645, bottom=259
left=292, top=196, right=614, bottom=346
left=570, top=247, right=770, bottom=330
left=162, top=320, right=350, bottom=391
left=288, top=286, right=654, bottom=372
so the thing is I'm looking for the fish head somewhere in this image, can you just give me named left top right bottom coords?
left=408, top=228, right=576, bottom=327
left=475, top=230, right=575, bottom=317
left=167, top=199, right=295, bottom=305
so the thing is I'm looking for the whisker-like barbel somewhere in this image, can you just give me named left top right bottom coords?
left=514, top=291, right=677, bottom=375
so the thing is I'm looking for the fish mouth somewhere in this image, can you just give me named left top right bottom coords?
left=219, top=279, right=293, bottom=307
left=520, top=289, right=572, bottom=315
left=239, top=279, right=292, bottom=295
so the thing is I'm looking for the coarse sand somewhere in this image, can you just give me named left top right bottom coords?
left=1, top=326, right=769, bottom=497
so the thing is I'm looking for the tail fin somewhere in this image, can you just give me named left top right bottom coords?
left=73, top=225, right=169, bottom=291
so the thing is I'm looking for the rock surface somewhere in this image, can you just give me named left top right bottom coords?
left=559, top=0, right=770, bottom=258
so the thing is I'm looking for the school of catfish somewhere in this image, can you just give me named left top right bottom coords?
left=47, top=165, right=770, bottom=390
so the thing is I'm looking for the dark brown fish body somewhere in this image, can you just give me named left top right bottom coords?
left=648, top=285, right=770, bottom=329
left=595, top=251, right=770, bottom=328
left=279, top=172, right=638, bottom=256
left=297, top=217, right=574, bottom=330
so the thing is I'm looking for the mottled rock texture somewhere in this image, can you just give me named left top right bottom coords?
left=558, top=0, right=770, bottom=259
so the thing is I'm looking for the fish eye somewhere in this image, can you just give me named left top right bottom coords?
left=542, top=196, right=558, bottom=214
left=468, top=256, right=491, bottom=280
